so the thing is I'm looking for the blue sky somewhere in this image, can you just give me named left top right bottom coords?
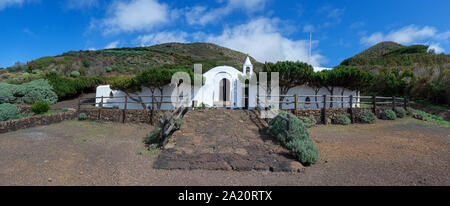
left=0, top=0, right=449, bottom=68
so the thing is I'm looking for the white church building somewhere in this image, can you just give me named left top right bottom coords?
left=95, top=57, right=359, bottom=110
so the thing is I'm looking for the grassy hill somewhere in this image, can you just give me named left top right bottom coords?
left=340, top=41, right=450, bottom=105
left=1, top=43, right=263, bottom=80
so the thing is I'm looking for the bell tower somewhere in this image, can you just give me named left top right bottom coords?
left=243, top=56, right=253, bottom=75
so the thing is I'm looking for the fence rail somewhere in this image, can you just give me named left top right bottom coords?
left=76, top=95, right=188, bottom=123
left=257, top=94, right=409, bottom=125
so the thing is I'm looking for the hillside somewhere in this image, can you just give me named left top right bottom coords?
left=353, top=41, right=405, bottom=58
left=1, top=43, right=263, bottom=79
left=340, top=41, right=450, bottom=105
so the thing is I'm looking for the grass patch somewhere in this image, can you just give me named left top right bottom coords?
left=409, top=108, right=450, bottom=127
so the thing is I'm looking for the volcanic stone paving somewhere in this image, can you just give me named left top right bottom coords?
left=153, top=109, right=304, bottom=172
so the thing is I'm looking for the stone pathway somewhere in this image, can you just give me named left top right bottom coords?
left=153, top=109, right=304, bottom=172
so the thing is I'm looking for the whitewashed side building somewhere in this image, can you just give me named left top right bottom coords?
left=95, top=57, right=359, bottom=110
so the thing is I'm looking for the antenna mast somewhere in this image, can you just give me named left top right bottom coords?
left=309, top=32, right=312, bottom=64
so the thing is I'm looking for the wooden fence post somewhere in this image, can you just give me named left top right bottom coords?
left=349, top=95, right=354, bottom=123
left=404, top=97, right=408, bottom=110
left=77, top=96, right=81, bottom=115
left=392, top=96, right=396, bottom=111
left=323, top=95, right=327, bottom=125
left=123, top=96, right=128, bottom=123
left=98, top=96, right=103, bottom=120
left=294, top=94, right=298, bottom=115
left=372, top=95, right=377, bottom=115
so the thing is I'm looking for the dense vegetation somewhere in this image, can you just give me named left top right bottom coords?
left=341, top=41, right=449, bottom=106
left=0, top=79, right=58, bottom=104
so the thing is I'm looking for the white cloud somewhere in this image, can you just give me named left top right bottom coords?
left=206, top=18, right=326, bottom=66
left=0, top=0, right=24, bottom=10
left=350, top=21, right=365, bottom=29
left=98, top=0, right=171, bottom=34
left=435, top=30, right=450, bottom=41
left=303, top=24, right=316, bottom=33
left=428, top=43, right=445, bottom=54
left=105, top=41, right=120, bottom=49
left=186, top=0, right=267, bottom=26
left=361, top=25, right=437, bottom=45
left=136, top=31, right=188, bottom=46
left=66, top=0, right=99, bottom=9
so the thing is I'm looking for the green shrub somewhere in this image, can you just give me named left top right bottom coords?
left=61, top=107, right=68, bottom=112
left=0, top=103, right=19, bottom=121
left=0, top=79, right=58, bottom=104
left=332, top=114, right=351, bottom=125
left=78, top=112, right=87, bottom=121
left=299, top=115, right=316, bottom=128
left=106, top=66, right=114, bottom=72
left=145, top=129, right=162, bottom=145
left=44, top=72, right=107, bottom=99
left=380, top=109, right=397, bottom=120
left=394, top=107, right=406, bottom=118
left=268, top=111, right=309, bottom=144
left=286, top=138, right=319, bottom=166
left=358, top=110, right=376, bottom=124
left=70, top=71, right=80, bottom=78
left=31, top=101, right=50, bottom=114
left=268, top=111, right=319, bottom=165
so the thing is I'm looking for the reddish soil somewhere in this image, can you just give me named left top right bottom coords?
left=0, top=117, right=448, bottom=185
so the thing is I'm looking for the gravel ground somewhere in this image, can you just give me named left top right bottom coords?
left=0, top=118, right=448, bottom=186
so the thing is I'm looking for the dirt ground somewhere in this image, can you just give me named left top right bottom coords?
left=0, top=118, right=448, bottom=186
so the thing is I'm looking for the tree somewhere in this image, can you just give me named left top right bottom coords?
left=264, top=61, right=314, bottom=108
left=332, top=65, right=374, bottom=107
left=308, top=72, right=327, bottom=108
left=110, top=65, right=198, bottom=109
left=316, top=69, right=342, bottom=108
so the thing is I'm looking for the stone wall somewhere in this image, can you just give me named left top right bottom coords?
left=0, top=110, right=77, bottom=134
left=288, top=107, right=393, bottom=124
left=78, top=108, right=169, bottom=125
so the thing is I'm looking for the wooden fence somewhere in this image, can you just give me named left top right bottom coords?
left=257, top=94, right=409, bottom=124
left=77, top=95, right=188, bottom=123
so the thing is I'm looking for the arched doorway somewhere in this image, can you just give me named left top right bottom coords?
left=219, top=78, right=231, bottom=107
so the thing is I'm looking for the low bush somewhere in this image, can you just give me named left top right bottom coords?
left=78, top=112, right=87, bottom=121
left=332, top=114, right=351, bottom=125
left=0, top=103, right=20, bottom=121
left=70, top=71, right=80, bottom=78
left=61, top=107, right=68, bottom=112
left=268, top=111, right=319, bottom=165
left=31, top=101, right=50, bottom=114
left=299, top=115, right=316, bottom=128
left=358, top=110, right=376, bottom=124
left=0, top=79, right=58, bottom=104
left=380, top=109, right=397, bottom=120
left=286, top=138, right=319, bottom=165
left=394, top=107, right=407, bottom=118
left=145, top=129, right=162, bottom=145
left=268, top=111, right=309, bottom=144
